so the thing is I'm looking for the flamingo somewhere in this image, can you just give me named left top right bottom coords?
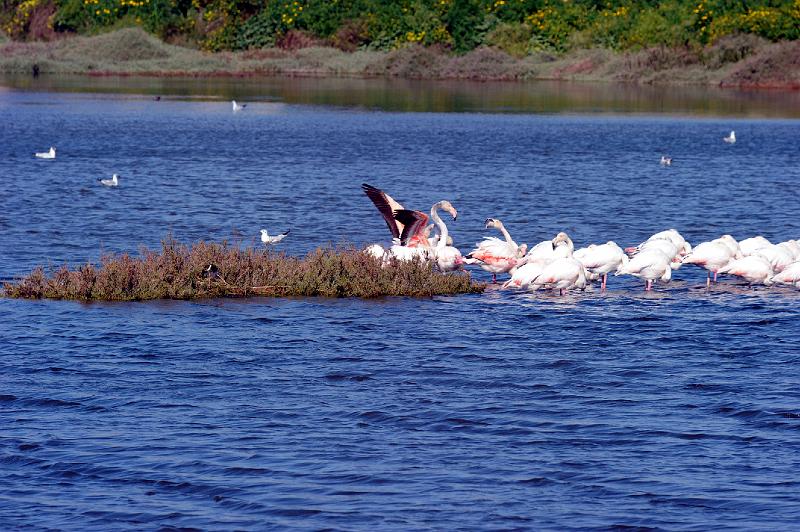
left=529, top=233, right=587, bottom=295
left=717, top=255, right=773, bottom=285
left=465, top=218, right=526, bottom=283
left=524, top=239, right=557, bottom=261
left=636, top=239, right=683, bottom=269
left=363, top=183, right=433, bottom=248
left=723, top=130, right=736, bottom=144
left=573, top=241, right=628, bottom=291
left=390, top=209, right=433, bottom=263
left=615, top=248, right=672, bottom=291
left=754, top=245, right=794, bottom=273
left=504, top=233, right=568, bottom=289
left=428, top=201, right=463, bottom=272
left=362, top=183, right=435, bottom=263
left=681, top=241, right=734, bottom=287
left=772, top=261, right=800, bottom=288
left=777, top=240, right=800, bottom=260
left=626, top=229, right=691, bottom=260
left=364, top=243, right=388, bottom=262
left=503, top=258, right=551, bottom=290
left=428, top=224, right=453, bottom=248
left=712, top=235, right=743, bottom=259
left=35, top=147, right=56, bottom=159
left=739, top=236, right=772, bottom=256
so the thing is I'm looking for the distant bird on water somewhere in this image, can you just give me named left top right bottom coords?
left=723, top=130, right=736, bottom=144
left=99, top=174, right=119, bottom=187
left=660, top=155, right=672, bottom=166
left=232, top=100, right=247, bottom=112
left=35, top=147, right=55, bottom=159
left=261, top=229, right=289, bottom=245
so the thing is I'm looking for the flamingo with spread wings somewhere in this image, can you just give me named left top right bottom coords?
left=362, top=183, right=438, bottom=261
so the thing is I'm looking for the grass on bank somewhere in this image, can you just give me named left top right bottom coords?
left=0, top=27, right=797, bottom=88
left=2, top=238, right=484, bottom=301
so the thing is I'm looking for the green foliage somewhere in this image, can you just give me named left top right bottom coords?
left=2, top=0, right=799, bottom=52
left=446, top=0, right=486, bottom=52
left=485, top=21, right=531, bottom=57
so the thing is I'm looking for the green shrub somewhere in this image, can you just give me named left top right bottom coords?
left=486, top=21, right=531, bottom=57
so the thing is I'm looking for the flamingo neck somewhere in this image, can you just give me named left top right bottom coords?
left=431, top=202, right=448, bottom=250
left=495, top=222, right=516, bottom=248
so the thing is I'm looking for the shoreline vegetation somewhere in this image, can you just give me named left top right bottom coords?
left=1, top=25, right=799, bottom=89
left=1, top=238, right=484, bottom=301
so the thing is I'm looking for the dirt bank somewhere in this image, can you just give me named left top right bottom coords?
left=1, top=28, right=798, bottom=89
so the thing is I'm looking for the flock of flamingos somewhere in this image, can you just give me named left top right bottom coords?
left=360, top=182, right=800, bottom=294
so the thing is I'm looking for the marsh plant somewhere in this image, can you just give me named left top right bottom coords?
left=3, top=237, right=484, bottom=301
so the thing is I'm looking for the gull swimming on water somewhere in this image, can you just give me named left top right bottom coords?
left=35, top=147, right=56, bottom=159
left=660, top=155, right=672, bottom=166
left=260, top=229, right=289, bottom=245
left=99, top=174, right=119, bottom=187
left=723, top=130, right=736, bottom=144
left=232, top=100, right=247, bottom=112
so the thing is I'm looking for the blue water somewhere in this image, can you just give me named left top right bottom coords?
left=1, top=84, right=800, bottom=530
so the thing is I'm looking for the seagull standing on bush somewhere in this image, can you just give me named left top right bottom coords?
left=232, top=100, right=247, bottom=112
left=723, top=130, right=736, bottom=144
left=35, top=147, right=56, bottom=159
left=261, top=229, right=289, bottom=246
left=99, top=174, right=119, bottom=187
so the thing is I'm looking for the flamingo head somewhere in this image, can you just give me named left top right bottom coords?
left=438, top=200, right=457, bottom=220
left=516, top=243, right=528, bottom=257
left=552, top=232, right=574, bottom=251
left=484, top=217, right=503, bottom=230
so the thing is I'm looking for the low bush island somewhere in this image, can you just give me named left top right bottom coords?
left=3, top=237, right=484, bottom=300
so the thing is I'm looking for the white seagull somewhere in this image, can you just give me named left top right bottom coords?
left=35, top=147, right=56, bottom=159
left=232, top=100, right=247, bottom=112
left=723, top=130, right=736, bottom=144
left=260, top=229, right=289, bottom=245
left=660, top=155, right=672, bottom=166
left=99, top=174, right=119, bottom=187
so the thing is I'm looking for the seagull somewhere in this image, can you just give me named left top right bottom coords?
left=260, top=229, right=289, bottom=245
left=35, top=147, right=56, bottom=159
left=660, top=155, right=672, bottom=166
left=99, top=174, right=119, bottom=187
left=232, top=100, right=247, bottom=112
left=723, top=130, right=736, bottom=144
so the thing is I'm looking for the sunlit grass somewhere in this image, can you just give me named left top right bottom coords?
left=2, top=237, right=484, bottom=301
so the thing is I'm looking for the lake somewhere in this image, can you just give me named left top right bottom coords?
left=1, top=75, right=799, bottom=529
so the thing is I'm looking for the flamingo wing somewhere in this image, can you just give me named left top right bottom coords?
left=362, top=183, right=405, bottom=240
left=394, top=209, right=429, bottom=246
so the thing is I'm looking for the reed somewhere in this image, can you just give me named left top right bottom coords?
left=2, top=237, right=484, bottom=301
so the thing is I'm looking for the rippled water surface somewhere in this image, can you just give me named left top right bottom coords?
left=1, top=78, right=800, bottom=530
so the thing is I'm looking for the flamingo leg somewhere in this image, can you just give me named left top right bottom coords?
left=645, top=279, right=652, bottom=291
left=601, top=274, right=607, bottom=292
left=560, top=288, right=565, bottom=296
left=492, top=273, right=497, bottom=284
left=706, top=271, right=711, bottom=288
left=713, top=271, right=718, bottom=283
